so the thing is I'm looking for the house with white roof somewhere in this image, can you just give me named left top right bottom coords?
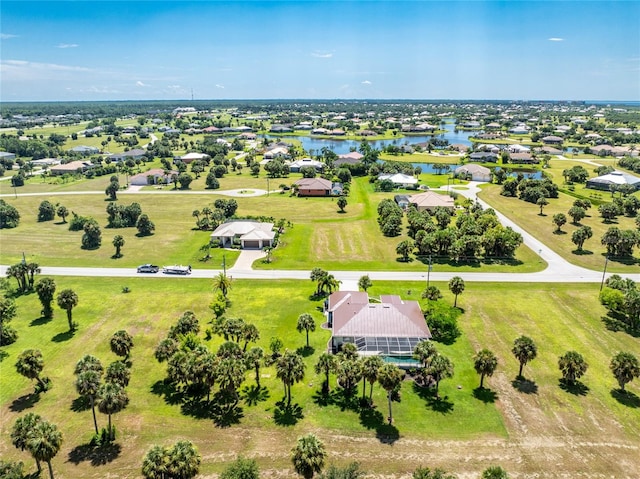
left=210, top=220, right=276, bottom=249
left=176, top=152, right=210, bottom=164
left=378, top=173, right=418, bottom=188
left=289, top=158, right=324, bottom=173
left=586, top=171, right=640, bottom=191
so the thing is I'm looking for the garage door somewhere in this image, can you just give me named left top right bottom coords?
left=243, top=240, right=260, bottom=249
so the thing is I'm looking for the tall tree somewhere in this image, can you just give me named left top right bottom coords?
left=337, top=196, right=347, bottom=213
left=220, top=456, right=260, bottom=479
left=426, top=353, right=454, bottom=397
left=110, top=330, right=134, bottom=360
left=511, top=336, right=537, bottom=378
left=474, top=349, right=498, bottom=389
left=213, top=272, right=232, bottom=299
left=609, top=351, right=640, bottom=392
left=56, top=204, right=68, bottom=223
left=0, top=295, right=18, bottom=345
left=167, top=440, right=201, bottom=479
left=276, top=350, right=306, bottom=406
left=56, top=289, right=78, bottom=331
left=361, top=355, right=384, bottom=401
left=245, top=347, right=264, bottom=387
left=448, top=276, right=465, bottom=308
left=105, top=360, right=131, bottom=388
left=97, top=382, right=129, bottom=441
left=74, top=354, right=104, bottom=375
left=314, top=352, right=338, bottom=393
left=27, top=419, right=62, bottom=479
left=377, top=363, right=404, bottom=424
left=310, top=268, right=328, bottom=296
left=35, top=278, right=56, bottom=319
left=15, top=349, right=48, bottom=391
left=75, top=370, right=102, bottom=434
left=413, top=340, right=437, bottom=368
left=552, top=213, right=567, bottom=233
left=558, top=351, right=588, bottom=385
left=357, top=275, right=372, bottom=292
left=112, top=235, right=125, bottom=258
left=296, top=313, right=316, bottom=348
left=291, top=433, right=327, bottom=479
left=11, top=413, right=43, bottom=474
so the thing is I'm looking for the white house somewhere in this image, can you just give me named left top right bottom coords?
left=378, top=173, right=418, bottom=187
left=210, top=220, right=275, bottom=249
left=289, top=158, right=324, bottom=172
left=455, top=164, right=492, bottom=182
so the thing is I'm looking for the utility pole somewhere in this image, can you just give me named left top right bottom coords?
left=600, top=253, right=609, bottom=291
left=222, top=254, right=226, bottom=275
left=427, top=255, right=432, bottom=289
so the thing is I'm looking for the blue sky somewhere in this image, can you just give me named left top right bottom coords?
left=1, top=1, right=639, bottom=101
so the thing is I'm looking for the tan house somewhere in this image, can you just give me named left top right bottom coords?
left=293, top=177, right=342, bottom=196
left=50, top=160, right=93, bottom=176
left=455, top=164, right=491, bottom=182
left=408, top=191, right=455, bottom=212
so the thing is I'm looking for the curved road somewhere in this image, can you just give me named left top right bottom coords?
left=2, top=181, right=639, bottom=284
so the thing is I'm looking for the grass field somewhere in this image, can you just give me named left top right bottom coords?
left=478, top=182, right=640, bottom=273
left=0, top=176, right=543, bottom=273
left=1, top=278, right=638, bottom=478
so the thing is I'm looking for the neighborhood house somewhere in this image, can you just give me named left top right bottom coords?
left=325, top=291, right=431, bottom=368
left=210, top=220, right=276, bottom=249
left=293, top=177, right=343, bottom=196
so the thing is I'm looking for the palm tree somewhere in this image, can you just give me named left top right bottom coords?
left=310, top=268, right=327, bottom=296
left=357, top=275, right=372, bottom=292
left=75, top=370, right=102, bottom=434
left=213, top=272, right=232, bottom=299
left=112, top=235, right=125, bottom=257
left=314, top=352, right=338, bottom=393
left=413, top=340, right=437, bottom=368
left=217, top=357, right=246, bottom=406
left=336, top=358, right=362, bottom=395
left=448, top=276, right=465, bottom=308
left=74, top=354, right=104, bottom=375
left=29, top=419, right=62, bottom=479
left=110, top=330, right=134, bottom=360
left=609, top=352, right=640, bottom=392
left=296, top=313, right=316, bottom=348
left=35, top=278, right=56, bottom=319
left=241, top=323, right=260, bottom=352
left=361, top=355, right=384, bottom=401
left=25, top=262, right=40, bottom=290
left=426, top=353, right=454, bottom=397
left=97, top=382, right=129, bottom=441
left=245, top=347, right=264, bottom=387
left=474, top=349, right=498, bottom=389
left=276, top=350, right=306, bottom=406
left=481, top=465, right=509, bottom=479
left=558, top=351, right=588, bottom=385
left=11, top=413, right=43, bottom=474
left=291, top=433, right=327, bottom=479
left=15, top=349, right=47, bottom=391
left=377, top=363, right=404, bottom=424
left=511, top=336, right=537, bottom=378
left=167, top=440, right=201, bottom=479
left=105, top=360, right=131, bottom=388
left=56, top=289, right=78, bottom=331
left=155, top=338, right=178, bottom=363
left=142, top=445, right=170, bottom=479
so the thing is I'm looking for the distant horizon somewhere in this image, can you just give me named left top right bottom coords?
left=1, top=1, right=638, bottom=102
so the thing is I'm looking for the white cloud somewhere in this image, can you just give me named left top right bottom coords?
left=136, top=81, right=148, bottom=87
left=1, top=33, right=18, bottom=40
left=548, top=37, right=564, bottom=42
left=215, top=84, right=225, bottom=89
left=57, top=43, right=78, bottom=49
left=311, top=51, right=333, bottom=58
left=361, top=80, right=372, bottom=85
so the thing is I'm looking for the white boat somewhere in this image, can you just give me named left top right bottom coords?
left=162, top=265, right=191, bottom=275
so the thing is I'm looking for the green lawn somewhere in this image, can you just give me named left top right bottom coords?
left=1, top=279, right=638, bottom=477
left=478, top=183, right=640, bottom=273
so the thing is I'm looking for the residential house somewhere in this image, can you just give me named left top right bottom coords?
left=289, top=158, right=325, bottom=173
left=293, top=177, right=342, bottom=196
left=335, top=151, right=364, bottom=167
left=0, top=151, right=17, bottom=161
left=542, top=136, right=563, bottom=145
left=586, top=171, right=640, bottom=191
left=378, top=173, right=418, bottom=188
left=107, top=148, right=147, bottom=162
left=455, top=164, right=491, bottom=182
left=325, top=291, right=431, bottom=368
left=408, top=191, right=455, bottom=212
left=394, top=194, right=411, bottom=209
left=210, top=220, right=276, bottom=249
left=509, top=152, right=539, bottom=164
left=263, top=146, right=290, bottom=160
left=69, top=145, right=99, bottom=155
left=50, top=160, right=93, bottom=176
left=130, top=168, right=176, bottom=186
left=175, top=152, right=210, bottom=164
left=468, top=152, right=498, bottom=162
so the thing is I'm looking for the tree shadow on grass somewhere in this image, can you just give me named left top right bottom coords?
left=210, top=401, right=244, bottom=428
left=67, top=442, right=121, bottom=466
left=559, top=379, right=589, bottom=396
left=10, top=393, right=40, bottom=412
left=611, top=389, right=640, bottom=408
left=601, top=314, right=640, bottom=338
left=376, top=423, right=400, bottom=444
left=473, top=387, right=499, bottom=404
left=511, top=377, right=538, bottom=394
left=30, top=315, right=52, bottom=327
left=552, top=230, right=567, bottom=235
left=150, top=380, right=184, bottom=406
left=412, top=383, right=454, bottom=413
left=273, top=401, right=304, bottom=426
left=358, top=406, right=400, bottom=444
left=0, top=349, right=8, bottom=363
left=51, top=330, right=75, bottom=343
left=571, top=249, right=593, bottom=255
left=296, top=345, right=315, bottom=357
left=180, top=398, right=212, bottom=420
left=70, top=395, right=91, bottom=412
left=240, top=384, right=270, bottom=406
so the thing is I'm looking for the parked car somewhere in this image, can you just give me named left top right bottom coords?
left=137, top=264, right=159, bottom=273
left=162, top=265, right=191, bottom=275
